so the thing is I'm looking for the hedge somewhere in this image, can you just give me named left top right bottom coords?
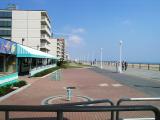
left=33, top=66, right=60, bottom=77
left=0, top=80, right=27, bottom=96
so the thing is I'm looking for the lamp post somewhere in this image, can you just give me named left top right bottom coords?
left=22, top=38, right=25, bottom=45
left=37, top=45, right=40, bottom=50
left=100, top=48, right=103, bottom=69
left=119, top=40, right=123, bottom=73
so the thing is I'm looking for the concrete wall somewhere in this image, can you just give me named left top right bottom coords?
left=48, top=38, right=57, bottom=56
left=12, top=11, right=41, bottom=48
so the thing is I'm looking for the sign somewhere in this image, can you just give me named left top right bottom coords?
left=0, top=38, right=16, bottom=55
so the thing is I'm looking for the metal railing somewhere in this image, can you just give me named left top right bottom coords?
left=0, top=99, right=114, bottom=120
left=116, top=97, right=160, bottom=120
left=46, top=99, right=114, bottom=120
left=0, top=105, right=160, bottom=120
left=0, top=98, right=160, bottom=120
left=95, top=61, right=160, bottom=72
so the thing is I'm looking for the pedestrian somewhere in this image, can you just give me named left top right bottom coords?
left=124, top=61, right=128, bottom=71
left=122, top=61, right=125, bottom=71
left=90, top=61, right=92, bottom=66
left=116, top=61, right=118, bottom=72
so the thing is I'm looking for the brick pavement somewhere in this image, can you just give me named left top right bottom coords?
left=0, top=68, right=153, bottom=120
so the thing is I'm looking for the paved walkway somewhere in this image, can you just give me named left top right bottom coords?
left=96, top=63, right=160, bottom=81
left=0, top=68, right=156, bottom=120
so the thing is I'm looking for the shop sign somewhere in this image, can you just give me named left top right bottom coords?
left=0, top=38, right=16, bottom=55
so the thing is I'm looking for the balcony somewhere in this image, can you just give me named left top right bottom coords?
left=40, top=42, right=50, bottom=52
left=41, top=34, right=50, bottom=44
left=41, top=25, right=51, bottom=37
left=41, top=16, right=51, bottom=29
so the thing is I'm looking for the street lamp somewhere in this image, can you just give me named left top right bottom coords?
left=100, top=48, right=103, bottom=69
left=37, top=45, right=40, bottom=50
left=119, top=40, right=123, bottom=73
left=22, top=38, right=25, bottom=45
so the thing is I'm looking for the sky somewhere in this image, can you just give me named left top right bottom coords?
left=0, top=0, right=160, bottom=63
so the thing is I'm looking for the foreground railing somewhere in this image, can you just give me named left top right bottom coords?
left=0, top=105, right=160, bottom=120
left=0, top=99, right=160, bottom=120
left=116, top=97, right=160, bottom=120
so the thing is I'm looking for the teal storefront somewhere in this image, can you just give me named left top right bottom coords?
left=0, top=38, right=58, bottom=86
left=16, top=44, right=58, bottom=77
left=0, top=38, right=18, bottom=86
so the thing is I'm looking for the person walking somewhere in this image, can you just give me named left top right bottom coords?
left=122, top=61, right=125, bottom=71
left=116, top=61, right=118, bottom=72
left=124, top=61, right=128, bottom=71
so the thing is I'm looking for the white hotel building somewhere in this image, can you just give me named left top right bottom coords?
left=0, top=7, right=52, bottom=53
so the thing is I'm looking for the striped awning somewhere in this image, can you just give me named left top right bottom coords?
left=16, top=44, right=57, bottom=59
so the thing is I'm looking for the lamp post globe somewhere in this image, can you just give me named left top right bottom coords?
left=119, top=40, right=123, bottom=73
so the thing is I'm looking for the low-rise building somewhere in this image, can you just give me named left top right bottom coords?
left=57, top=38, right=65, bottom=60
left=48, top=38, right=66, bottom=60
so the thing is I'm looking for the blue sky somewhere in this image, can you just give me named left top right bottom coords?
left=0, top=0, right=160, bottom=63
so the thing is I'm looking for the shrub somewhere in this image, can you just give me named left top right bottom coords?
left=0, top=80, right=27, bottom=96
left=13, top=80, right=27, bottom=87
left=0, top=88, right=6, bottom=95
left=33, top=66, right=60, bottom=77
left=0, top=85, right=12, bottom=95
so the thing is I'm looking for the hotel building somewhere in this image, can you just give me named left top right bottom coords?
left=0, top=6, right=52, bottom=53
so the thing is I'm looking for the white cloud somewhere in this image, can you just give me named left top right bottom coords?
left=56, top=26, right=86, bottom=48
left=71, top=28, right=85, bottom=33
left=68, top=35, right=82, bottom=44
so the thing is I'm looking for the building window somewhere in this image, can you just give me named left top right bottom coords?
left=0, top=11, right=12, bottom=18
left=0, top=21, right=11, bottom=28
left=0, top=30, right=11, bottom=37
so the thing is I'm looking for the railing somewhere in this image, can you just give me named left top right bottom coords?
left=0, top=105, right=159, bottom=120
left=116, top=97, right=160, bottom=120
left=94, top=61, right=160, bottom=72
left=0, top=99, right=160, bottom=120
left=41, top=34, right=50, bottom=41
left=51, top=99, right=114, bottom=120
left=41, top=25, right=51, bottom=36
left=41, top=16, right=51, bottom=29
left=128, top=63, right=160, bottom=71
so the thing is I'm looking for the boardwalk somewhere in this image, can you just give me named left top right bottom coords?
left=0, top=68, right=157, bottom=120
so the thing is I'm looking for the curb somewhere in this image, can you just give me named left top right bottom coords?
left=0, top=84, right=31, bottom=102
left=38, top=69, right=61, bottom=79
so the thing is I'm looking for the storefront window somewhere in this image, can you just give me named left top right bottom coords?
left=0, top=54, right=16, bottom=76
left=0, top=38, right=17, bottom=76
left=0, top=55, right=4, bottom=74
left=31, top=58, right=37, bottom=69
left=5, top=54, right=16, bottom=73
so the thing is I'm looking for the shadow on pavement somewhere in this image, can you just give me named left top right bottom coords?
left=10, top=117, right=69, bottom=120
left=134, top=84, right=160, bottom=88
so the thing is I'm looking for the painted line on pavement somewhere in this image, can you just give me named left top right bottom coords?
left=111, top=84, right=123, bottom=87
left=99, top=83, right=109, bottom=87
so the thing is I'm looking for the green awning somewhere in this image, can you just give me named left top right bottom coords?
left=17, top=44, right=57, bottom=59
